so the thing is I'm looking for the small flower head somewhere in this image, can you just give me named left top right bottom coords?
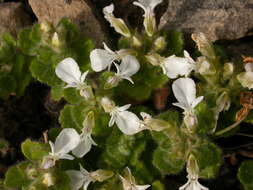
left=161, top=51, right=195, bottom=79
left=179, top=155, right=209, bottom=190
left=120, top=167, right=150, bottom=190
left=72, top=111, right=97, bottom=158
left=133, top=0, right=163, bottom=37
left=41, top=128, right=80, bottom=169
left=101, top=97, right=144, bottom=135
left=56, top=58, right=93, bottom=99
left=103, top=4, right=131, bottom=38
left=105, top=55, right=140, bottom=88
left=172, top=78, right=203, bottom=130
left=90, top=43, right=133, bottom=72
left=238, top=63, right=253, bottom=89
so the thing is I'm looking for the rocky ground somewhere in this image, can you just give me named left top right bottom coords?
left=0, top=0, right=253, bottom=189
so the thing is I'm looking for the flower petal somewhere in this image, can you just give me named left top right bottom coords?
left=133, top=0, right=162, bottom=10
left=80, top=71, right=89, bottom=83
left=90, top=49, right=116, bottom=72
left=115, top=111, right=142, bottom=135
left=172, top=78, right=197, bottom=109
left=72, top=137, right=93, bottom=158
left=119, top=55, right=140, bottom=77
left=56, top=58, right=81, bottom=85
left=136, top=185, right=151, bottom=190
left=66, top=170, right=85, bottom=190
left=54, top=128, right=80, bottom=156
left=162, top=56, right=193, bottom=79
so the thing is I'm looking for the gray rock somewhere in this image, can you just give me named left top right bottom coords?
left=159, top=0, right=253, bottom=41
left=28, top=0, right=107, bottom=46
left=0, top=3, right=32, bottom=36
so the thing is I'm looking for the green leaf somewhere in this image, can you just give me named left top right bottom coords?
left=164, top=30, right=184, bottom=56
left=18, top=24, right=42, bottom=56
left=194, top=142, right=222, bottom=179
left=30, top=58, right=62, bottom=86
left=0, top=75, right=16, bottom=99
left=4, top=162, right=31, bottom=188
left=152, top=181, right=165, bottom=190
left=21, top=139, right=49, bottom=161
left=152, top=145, right=185, bottom=175
left=59, top=104, right=92, bottom=132
left=238, top=160, right=253, bottom=190
left=195, top=102, right=216, bottom=134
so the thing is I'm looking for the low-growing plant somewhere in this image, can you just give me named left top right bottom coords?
left=1, top=0, right=253, bottom=190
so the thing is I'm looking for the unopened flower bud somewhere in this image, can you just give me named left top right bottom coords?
left=196, top=56, right=215, bottom=75
left=192, top=33, right=216, bottom=60
left=184, top=113, right=198, bottom=133
left=132, top=35, right=142, bottom=47
left=154, top=36, right=167, bottom=51
left=42, top=173, right=55, bottom=187
left=104, top=75, right=121, bottom=89
left=216, top=91, right=231, bottom=112
left=51, top=32, right=61, bottom=47
left=140, top=112, right=168, bottom=131
left=26, top=167, right=38, bottom=180
left=40, top=22, right=51, bottom=33
left=90, top=169, right=114, bottom=182
left=103, top=4, right=131, bottom=38
left=100, top=97, right=116, bottom=113
left=80, top=86, right=94, bottom=100
left=223, top=62, right=234, bottom=80
left=145, top=53, right=164, bottom=66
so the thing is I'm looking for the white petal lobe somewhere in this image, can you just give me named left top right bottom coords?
left=56, top=58, right=81, bottom=85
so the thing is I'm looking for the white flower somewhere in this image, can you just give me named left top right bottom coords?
left=172, top=78, right=203, bottom=129
left=56, top=58, right=88, bottom=89
left=90, top=43, right=133, bottom=72
left=120, top=167, right=150, bottom=190
left=101, top=97, right=144, bottom=135
left=66, top=165, right=113, bottom=190
left=41, top=128, right=80, bottom=169
left=72, top=112, right=97, bottom=158
left=106, top=55, right=140, bottom=87
left=237, top=62, right=253, bottom=89
left=161, top=51, right=195, bottom=79
left=179, top=155, right=208, bottom=190
left=56, top=58, right=93, bottom=99
left=103, top=4, right=131, bottom=37
left=133, top=0, right=162, bottom=37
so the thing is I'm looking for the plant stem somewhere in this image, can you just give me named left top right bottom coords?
left=215, top=116, right=246, bottom=136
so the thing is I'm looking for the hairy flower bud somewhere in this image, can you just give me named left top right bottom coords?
left=223, top=62, right=234, bottom=80
left=154, top=36, right=167, bottom=51
left=42, top=173, right=55, bottom=187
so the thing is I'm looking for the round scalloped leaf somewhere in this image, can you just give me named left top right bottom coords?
left=4, top=161, right=31, bottom=188
left=238, top=160, right=253, bottom=190
left=21, top=139, right=49, bottom=161
left=152, top=146, right=185, bottom=175
left=194, top=142, right=222, bottom=179
left=59, top=104, right=92, bottom=132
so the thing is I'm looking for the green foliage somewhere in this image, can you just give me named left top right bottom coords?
left=21, top=139, right=49, bottom=161
left=164, top=30, right=184, bottom=56
left=4, top=162, right=31, bottom=188
left=238, top=160, right=253, bottom=190
left=0, top=33, right=32, bottom=99
left=152, top=180, right=165, bottom=190
left=194, top=141, right=222, bottom=179
left=59, top=103, right=92, bottom=132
